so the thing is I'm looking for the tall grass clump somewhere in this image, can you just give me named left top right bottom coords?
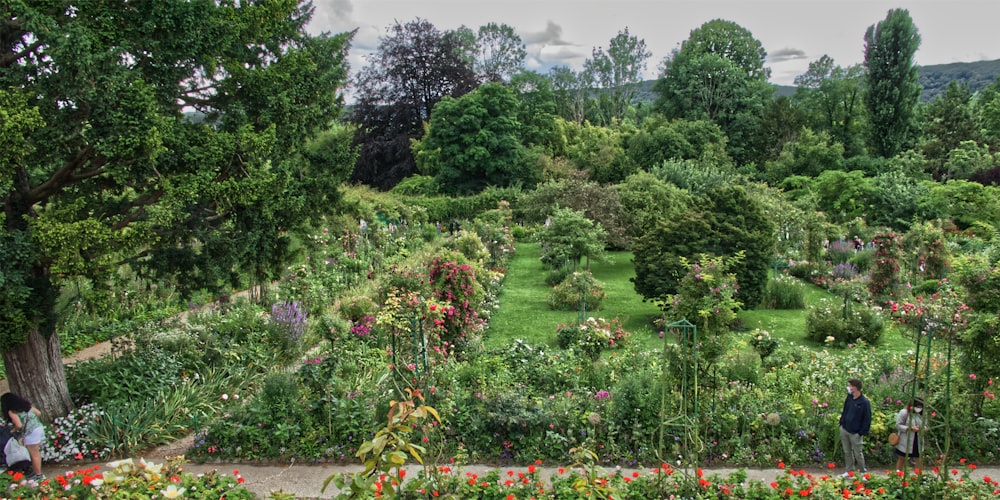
left=760, top=275, right=806, bottom=310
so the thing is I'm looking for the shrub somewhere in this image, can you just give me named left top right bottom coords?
left=554, top=317, right=631, bottom=360
left=806, top=297, right=885, bottom=345
left=761, top=275, right=806, bottom=310
left=849, top=248, right=876, bottom=273
left=337, top=294, right=378, bottom=322
left=544, top=266, right=572, bottom=286
left=825, top=239, right=855, bottom=264
left=787, top=260, right=827, bottom=281
left=546, top=271, right=605, bottom=311
left=748, top=328, right=780, bottom=361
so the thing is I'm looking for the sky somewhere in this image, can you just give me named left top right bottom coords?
left=307, top=0, right=1000, bottom=90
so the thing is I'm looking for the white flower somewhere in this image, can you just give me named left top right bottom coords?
left=161, top=484, right=187, bottom=498
left=221, top=393, right=229, bottom=401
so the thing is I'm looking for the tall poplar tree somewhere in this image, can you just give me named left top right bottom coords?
left=863, top=8, right=922, bottom=158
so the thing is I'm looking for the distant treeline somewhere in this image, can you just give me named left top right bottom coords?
left=632, top=59, right=1000, bottom=104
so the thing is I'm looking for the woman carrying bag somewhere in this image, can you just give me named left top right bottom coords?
left=894, top=397, right=924, bottom=472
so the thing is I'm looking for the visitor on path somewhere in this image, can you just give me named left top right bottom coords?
left=1, top=392, right=45, bottom=481
left=838, top=378, right=871, bottom=478
left=894, top=397, right=924, bottom=472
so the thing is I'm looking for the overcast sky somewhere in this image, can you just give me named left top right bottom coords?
left=307, top=0, right=1000, bottom=87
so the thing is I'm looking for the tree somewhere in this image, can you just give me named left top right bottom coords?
left=921, top=81, right=982, bottom=179
left=624, top=117, right=728, bottom=170
left=549, top=65, right=589, bottom=124
left=1, top=1, right=353, bottom=419
left=510, top=71, right=558, bottom=149
left=864, top=8, right=922, bottom=158
left=975, top=77, right=1000, bottom=148
left=560, top=120, right=633, bottom=184
left=793, top=57, right=866, bottom=158
left=475, top=22, right=526, bottom=84
left=632, top=185, right=775, bottom=308
left=584, top=27, right=652, bottom=125
left=517, top=177, right=629, bottom=249
left=763, top=128, right=845, bottom=183
left=350, top=18, right=478, bottom=189
left=412, top=83, right=535, bottom=195
left=654, top=19, right=774, bottom=166
left=536, top=207, right=608, bottom=271
left=614, top=171, right=692, bottom=241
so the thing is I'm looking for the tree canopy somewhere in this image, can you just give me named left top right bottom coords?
left=864, top=8, right=922, bottom=158
left=349, top=18, right=478, bottom=189
left=413, top=83, right=536, bottom=195
left=654, top=19, right=774, bottom=166
left=1, top=0, right=353, bottom=418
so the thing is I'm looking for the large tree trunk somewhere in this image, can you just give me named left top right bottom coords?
left=2, top=328, right=74, bottom=423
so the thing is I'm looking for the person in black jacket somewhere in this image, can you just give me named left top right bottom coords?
left=838, top=378, right=871, bottom=478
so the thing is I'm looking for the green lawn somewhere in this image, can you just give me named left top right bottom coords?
left=486, top=242, right=662, bottom=349
left=488, top=242, right=916, bottom=355
left=738, top=277, right=914, bottom=355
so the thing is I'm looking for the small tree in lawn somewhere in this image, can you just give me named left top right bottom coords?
left=536, top=207, right=608, bottom=272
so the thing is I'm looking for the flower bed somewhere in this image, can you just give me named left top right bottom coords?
left=0, top=458, right=252, bottom=499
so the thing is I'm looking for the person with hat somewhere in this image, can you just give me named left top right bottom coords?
left=894, top=397, right=924, bottom=472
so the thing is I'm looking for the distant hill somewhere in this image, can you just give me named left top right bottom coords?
left=918, top=59, right=1000, bottom=101
left=635, top=59, right=1000, bottom=104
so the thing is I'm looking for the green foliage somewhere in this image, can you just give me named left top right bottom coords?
left=665, top=254, right=742, bottom=365
left=763, top=128, right=845, bottom=182
left=864, top=8, right=922, bottom=157
left=68, top=346, right=183, bottom=405
left=921, top=82, right=982, bottom=178
left=809, top=169, right=877, bottom=223
left=3, top=0, right=354, bottom=414
left=324, top=388, right=441, bottom=497
left=350, top=18, right=477, bottom=189
left=583, top=27, right=652, bottom=125
left=544, top=266, right=572, bottom=286
left=624, top=117, right=727, bottom=169
left=806, top=297, right=885, bottom=346
left=632, top=185, right=775, bottom=309
left=654, top=19, right=773, bottom=165
left=535, top=207, right=608, bottom=270
left=761, top=275, right=807, bottom=310
left=917, top=179, right=1000, bottom=229
left=792, top=56, right=866, bottom=158
left=867, top=169, right=929, bottom=230
left=414, top=83, right=537, bottom=194
left=614, top=171, right=692, bottom=241
left=546, top=271, right=606, bottom=312
left=556, top=120, right=633, bottom=184
left=515, top=177, right=628, bottom=249
left=649, top=158, right=742, bottom=195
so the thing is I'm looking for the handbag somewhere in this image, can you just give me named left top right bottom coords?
left=4, top=437, right=30, bottom=465
left=888, top=432, right=900, bottom=446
